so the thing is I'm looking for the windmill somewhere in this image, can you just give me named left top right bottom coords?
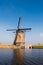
left=7, top=17, right=32, bottom=45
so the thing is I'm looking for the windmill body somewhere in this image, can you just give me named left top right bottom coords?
left=14, top=30, right=25, bottom=45
left=7, top=17, right=32, bottom=45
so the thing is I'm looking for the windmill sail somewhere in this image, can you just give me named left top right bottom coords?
left=19, top=28, right=32, bottom=31
left=6, top=29, right=16, bottom=31
left=17, top=17, right=21, bottom=29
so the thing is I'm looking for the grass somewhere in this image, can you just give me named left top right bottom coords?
left=32, top=46, right=43, bottom=49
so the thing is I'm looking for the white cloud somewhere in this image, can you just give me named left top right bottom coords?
left=40, top=33, right=43, bottom=37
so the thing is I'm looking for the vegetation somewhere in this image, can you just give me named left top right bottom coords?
left=32, top=46, right=43, bottom=49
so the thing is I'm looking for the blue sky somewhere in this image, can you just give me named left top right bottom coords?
left=0, top=0, right=43, bottom=44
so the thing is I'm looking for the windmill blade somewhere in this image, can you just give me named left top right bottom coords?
left=17, top=17, right=21, bottom=29
left=19, top=28, right=32, bottom=31
left=6, top=29, right=17, bottom=31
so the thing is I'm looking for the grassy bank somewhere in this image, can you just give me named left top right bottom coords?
left=0, top=44, right=19, bottom=49
left=32, top=46, right=43, bottom=49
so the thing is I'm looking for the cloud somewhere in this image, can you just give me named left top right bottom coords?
left=40, top=33, right=43, bottom=37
